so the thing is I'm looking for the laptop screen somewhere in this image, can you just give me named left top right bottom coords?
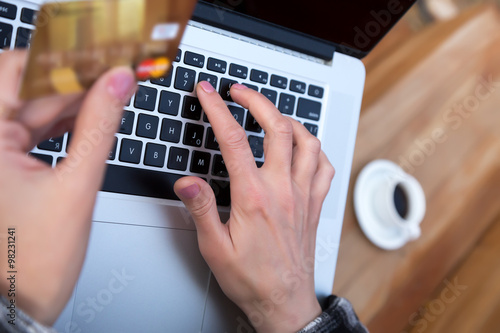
left=197, top=0, right=417, bottom=59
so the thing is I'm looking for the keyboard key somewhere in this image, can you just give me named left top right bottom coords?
left=144, top=143, right=166, bottom=167
left=183, top=123, right=204, bottom=147
left=212, top=154, right=228, bottom=177
left=151, top=69, right=173, bottom=87
left=250, top=70, right=269, bottom=84
left=290, top=80, right=307, bottom=94
left=160, top=119, right=182, bottom=143
left=174, top=67, right=196, bottom=92
left=29, top=153, right=53, bottom=166
left=199, top=72, right=218, bottom=90
left=228, top=105, right=245, bottom=126
left=243, top=83, right=258, bottom=91
left=270, top=75, right=288, bottom=89
left=38, top=136, right=64, bottom=152
left=167, top=147, right=189, bottom=171
left=220, top=78, right=238, bottom=102
left=119, top=139, right=143, bottom=164
left=210, top=180, right=230, bottom=206
left=136, top=114, right=159, bottom=139
left=21, top=8, right=37, bottom=24
left=245, top=113, right=262, bottom=133
left=261, top=88, right=278, bottom=105
left=184, top=51, right=205, bottom=68
left=66, top=133, right=73, bottom=152
left=297, top=98, right=322, bottom=121
left=102, top=164, right=182, bottom=201
left=278, top=93, right=296, bottom=115
left=119, top=111, right=135, bottom=135
left=229, top=64, right=248, bottom=79
left=0, top=22, right=12, bottom=49
left=109, top=137, right=118, bottom=160
left=159, top=91, right=180, bottom=116
left=134, top=85, right=157, bottom=111
left=182, top=96, right=202, bottom=120
left=205, top=127, right=219, bottom=151
left=191, top=151, right=211, bottom=174
left=0, top=1, right=16, bottom=20
left=15, top=27, right=33, bottom=48
left=308, top=85, right=324, bottom=98
left=304, top=123, right=319, bottom=137
left=248, top=136, right=264, bottom=158
left=175, top=49, right=182, bottom=62
left=207, top=57, right=227, bottom=73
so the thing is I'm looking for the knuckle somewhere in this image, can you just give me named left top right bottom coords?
left=272, top=118, right=293, bottom=137
left=223, top=126, right=248, bottom=149
left=190, top=191, right=216, bottom=219
left=324, top=165, right=336, bottom=183
left=305, top=136, right=322, bottom=154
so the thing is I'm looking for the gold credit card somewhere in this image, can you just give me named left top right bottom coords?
left=19, top=0, right=196, bottom=100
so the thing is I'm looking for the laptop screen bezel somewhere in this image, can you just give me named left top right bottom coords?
left=192, top=1, right=417, bottom=60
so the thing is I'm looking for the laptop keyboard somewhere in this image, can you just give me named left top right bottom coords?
left=0, top=1, right=36, bottom=49
left=1, top=3, right=325, bottom=207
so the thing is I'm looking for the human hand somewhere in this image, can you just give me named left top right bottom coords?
left=0, top=50, right=137, bottom=325
left=174, top=82, right=335, bottom=332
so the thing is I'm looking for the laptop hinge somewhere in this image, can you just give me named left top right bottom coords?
left=187, top=21, right=331, bottom=66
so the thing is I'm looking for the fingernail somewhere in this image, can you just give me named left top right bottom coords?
left=199, top=81, right=215, bottom=93
left=232, top=83, right=248, bottom=90
left=178, top=183, right=201, bottom=200
left=108, top=68, right=137, bottom=102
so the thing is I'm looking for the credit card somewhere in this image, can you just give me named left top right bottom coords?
left=19, top=0, right=196, bottom=100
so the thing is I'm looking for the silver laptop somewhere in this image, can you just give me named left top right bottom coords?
left=1, top=0, right=416, bottom=331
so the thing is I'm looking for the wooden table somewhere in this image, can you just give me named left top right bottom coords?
left=332, top=5, right=500, bottom=333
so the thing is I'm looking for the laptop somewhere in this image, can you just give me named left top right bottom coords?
left=1, top=0, right=416, bottom=331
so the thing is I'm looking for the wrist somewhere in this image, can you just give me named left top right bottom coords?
left=243, top=295, right=322, bottom=333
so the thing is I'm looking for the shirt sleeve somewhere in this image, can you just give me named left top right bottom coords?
left=297, top=296, right=369, bottom=333
left=1, top=296, right=57, bottom=333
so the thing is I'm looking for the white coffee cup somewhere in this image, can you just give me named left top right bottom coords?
left=373, top=172, right=426, bottom=240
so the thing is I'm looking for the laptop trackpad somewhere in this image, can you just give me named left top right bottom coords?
left=70, top=222, right=210, bottom=332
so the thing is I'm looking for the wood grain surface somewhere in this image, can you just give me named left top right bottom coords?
left=332, top=5, right=500, bottom=333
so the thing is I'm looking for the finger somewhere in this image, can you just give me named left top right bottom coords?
left=309, top=151, right=335, bottom=225
left=0, top=50, right=28, bottom=110
left=55, top=67, right=137, bottom=189
left=230, top=84, right=293, bottom=172
left=197, top=81, right=255, bottom=178
left=174, top=177, right=230, bottom=260
left=17, top=93, right=83, bottom=143
left=0, top=120, right=31, bottom=153
left=289, top=119, right=322, bottom=190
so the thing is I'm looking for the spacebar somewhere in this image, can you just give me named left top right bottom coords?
left=102, top=164, right=183, bottom=201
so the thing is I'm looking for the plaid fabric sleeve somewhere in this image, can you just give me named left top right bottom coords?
left=1, top=296, right=57, bottom=333
left=297, top=296, right=369, bottom=333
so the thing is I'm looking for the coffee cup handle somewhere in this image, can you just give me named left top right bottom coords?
left=406, top=224, right=421, bottom=240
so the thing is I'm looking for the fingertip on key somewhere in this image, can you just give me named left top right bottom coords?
left=199, top=81, right=215, bottom=93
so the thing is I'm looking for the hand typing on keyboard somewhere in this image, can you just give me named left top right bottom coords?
left=174, top=81, right=335, bottom=333
left=0, top=50, right=335, bottom=332
left=0, top=51, right=138, bottom=325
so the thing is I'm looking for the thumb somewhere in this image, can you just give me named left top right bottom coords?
left=55, top=67, right=137, bottom=189
left=174, top=177, right=228, bottom=255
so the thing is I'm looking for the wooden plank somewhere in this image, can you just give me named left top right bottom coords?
left=332, top=5, right=500, bottom=333
left=405, top=215, right=500, bottom=333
